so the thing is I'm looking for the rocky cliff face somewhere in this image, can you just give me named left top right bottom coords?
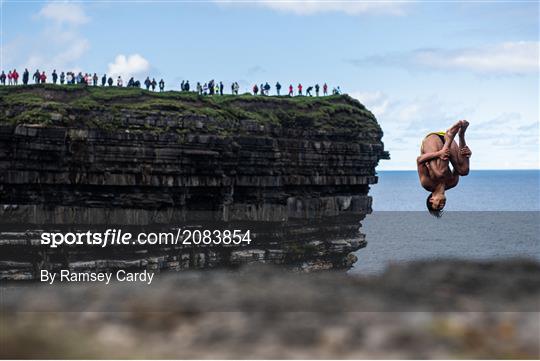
left=0, top=85, right=388, bottom=279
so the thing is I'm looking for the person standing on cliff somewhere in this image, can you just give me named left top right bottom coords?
left=23, top=69, right=29, bottom=85
left=253, top=84, right=259, bottom=95
left=0, top=71, right=5, bottom=85
left=323, top=83, right=328, bottom=96
left=315, top=84, right=320, bottom=96
left=219, top=81, right=224, bottom=95
left=288, top=84, right=293, bottom=96
left=297, top=83, right=303, bottom=96
left=159, top=79, right=165, bottom=92
left=417, top=120, right=472, bottom=217
left=52, top=70, right=58, bottom=84
left=12, top=69, right=19, bottom=85
left=276, top=82, right=281, bottom=96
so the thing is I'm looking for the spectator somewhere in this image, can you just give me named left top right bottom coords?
left=159, top=79, right=165, bottom=92
left=275, top=82, right=281, bottom=96
left=7, top=70, right=12, bottom=85
left=84, top=73, right=90, bottom=85
left=39, top=71, right=47, bottom=84
left=203, top=82, right=208, bottom=95
left=117, top=76, right=123, bottom=87
left=181, top=80, right=185, bottom=91
left=13, top=69, right=19, bottom=85
left=60, top=72, right=65, bottom=85
left=127, top=77, right=135, bottom=87
left=298, top=83, right=303, bottom=96
left=323, top=83, right=328, bottom=96
left=101, top=74, right=106, bottom=86
left=144, top=77, right=151, bottom=90
left=93, top=73, right=98, bottom=86
left=264, top=82, right=270, bottom=95
left=23, top=69, right=29, bottom=85
left=67, top=72, right=73, bottom=84
left=306, top=86, right=313, bottom=96
left=253, top=84, right=259, bottom=95
left=288, top=84, right=293, bottom=96
left=33, top=70, right=40, bottom=84
left=185, top=80, right=190, bottom=92
left=219, top=81, right=224, bottom=95
left=151, top=78, right=157, bottom=91
left=52, top=70, right=58, bottom=84
left=315, top=84, right=320, bottom=96
left=208, top=80, right=214, bottom=95
left=197, top=82, right=202, bottom=95
left=107, top=77, right=113, bottom=86
left=260, top=83, right=264, bottom=96
left=0, top=71, right=5, bottom=85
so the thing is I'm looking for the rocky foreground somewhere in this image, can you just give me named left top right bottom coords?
left=2, top=259, right=539, bottom=359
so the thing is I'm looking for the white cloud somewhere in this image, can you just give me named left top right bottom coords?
left=353, top=41, right=540, bottom=75
left=414, top=41, right=539, bottom=74
left=3, top=2, right=91, bottom=71
left=349, top=91, right=390, bottom=117
left=37, top=2, right=90, bottom=26
left=350, top=90, right=539, bottom=170
left=107, top=54, right=150, bottom=79
left=216, top=0, right=407, bottom=15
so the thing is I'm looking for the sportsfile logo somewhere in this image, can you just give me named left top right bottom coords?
left=40, top=229, right=252, bottom=248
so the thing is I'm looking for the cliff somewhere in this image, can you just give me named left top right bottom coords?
left=0, top=85, right=389, bottom=279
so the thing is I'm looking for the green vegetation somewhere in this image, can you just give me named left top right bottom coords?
left=0, top=84, right=381, bottom=134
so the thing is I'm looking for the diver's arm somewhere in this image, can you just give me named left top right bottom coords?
left=417, top=149, right=447, bottom=165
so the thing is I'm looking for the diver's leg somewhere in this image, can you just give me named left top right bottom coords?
left=449, top=120, right=471, bottom=175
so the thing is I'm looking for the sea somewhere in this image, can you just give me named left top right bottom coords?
left=351, top=170, right=540, bottom=274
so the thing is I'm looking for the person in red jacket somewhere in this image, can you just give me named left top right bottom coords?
left=323, top=83, right=328, bottom=96
left=288, top=84, right=293, bottom=96
left=40, top=71, right=47, bottom=84
left=7, top=70, right=13, bottom=85
left=297, top=83, right=303, bottom=96
left=12, top=69, right=19, bottom=85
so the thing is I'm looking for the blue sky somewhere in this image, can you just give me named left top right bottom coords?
left=1, top=0, right=538, bottom=170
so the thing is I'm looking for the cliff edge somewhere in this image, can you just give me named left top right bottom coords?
left=0, top=85, right=389, bottom=278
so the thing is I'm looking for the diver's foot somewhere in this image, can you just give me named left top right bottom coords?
left=459, top=120, right=469, bottom=137
left=445, top=121, right=461, bottom=143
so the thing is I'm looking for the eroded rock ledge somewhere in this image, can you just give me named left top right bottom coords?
left=0, top=85, right=389, bottom=278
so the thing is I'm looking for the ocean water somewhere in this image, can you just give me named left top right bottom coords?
left=351, top=170, right=540, bottom=274
left=370, top=170, right=540, bottom=211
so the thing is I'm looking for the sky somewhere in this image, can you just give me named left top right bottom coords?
left=1, top=0, right=538, bottom=170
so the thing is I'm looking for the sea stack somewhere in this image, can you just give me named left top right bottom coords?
left=0, top=85, right=389, bottom=279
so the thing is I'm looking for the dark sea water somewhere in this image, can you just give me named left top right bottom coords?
left=351, top=170, right=540, bottom=274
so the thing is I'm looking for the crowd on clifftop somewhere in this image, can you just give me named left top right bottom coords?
left=0, top=68, right=342, bottom=97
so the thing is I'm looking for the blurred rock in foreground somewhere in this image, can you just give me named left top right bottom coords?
left=1, top=259, right=539, bottom=359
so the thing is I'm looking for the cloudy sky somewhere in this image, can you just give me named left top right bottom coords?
left=1, top=0, right=538, bottom=170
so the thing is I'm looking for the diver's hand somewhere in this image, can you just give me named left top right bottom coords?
left=438, top=148, right=450, bottom=160
left=460, top=146, right=472, bottom=158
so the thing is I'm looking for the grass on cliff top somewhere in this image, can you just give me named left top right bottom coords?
left=0, top=84, right=381, bottom=132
